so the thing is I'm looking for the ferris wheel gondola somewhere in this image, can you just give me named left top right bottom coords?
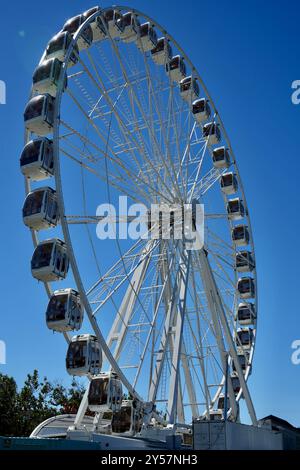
left=118, top=12, right=140, bottom=43
left=88, top=372, right=123, bottom=412
left=179, top=76, right=200, bottom=102
left=20, top=138, right=54, bottom=181
left=151, top=37, right=172, bottom=65
left=45, top=31, right=79, bottom=66
left=83, top=6, right=107, bottom=42
left=62, top=15, right=93, bottom=51
left=236, top=302, right=256, bottom=325
left=66, top=334, right=102, bottom=376
left=22, top=186, right=59, bottom=230
left=31, top=238, right=69, bottom=282
left=166, top=55, right=186, bottom=82
left=212, top=146, right=230, bottom=168
left=111, top=400, right=143, bottom=435
left=24, top=94, right=55, bottom=136
left=46, top=288, right=83, bottom=332
left=103, top=8, right=123, bottom=38
left=33, top=58, right=67, bottom=98
left=220, top=172, right=238, bottom=195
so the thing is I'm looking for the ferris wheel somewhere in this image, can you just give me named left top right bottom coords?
left=21, top=5, right=258, bottom=435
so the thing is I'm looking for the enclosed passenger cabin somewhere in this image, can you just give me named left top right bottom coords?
left=217, top=394, right=229, bottom=411
left=192, top=98, right=211, bottom=123
left=88, top=373, right=123, bottom=413
left=232, top=353, right=249, bottom=374
left=202, top=122, right=221, bottom=145
left=151, top=37, right=172, bottom=65
left=24, top=94, right=55, bottom=136
left=236, top=251, right=255, bottom=272
left=111, top=400, right=142, bottom=434
left=22, top=187, right=59, bottom=230
left=46, top=288, right=83, bottom=332
left=236, top=328, right=254, bottom=351
left=46, top=31, right=79, bottom=67
left=33, top=58, right=66, bottom=98
left=66, top=334, right=102, bottom=376
left=103, top=9, right=123, bottom=38
left=31, top=238, right=69, bottom=282
left=237, top=277, right=255, bottom=299
left=166, top=55, right=186, bottom=83
left=83, top=6, right=100, bottom=18
left=138, top=22, right=157, bottom=52
left=20, top=138, right=54, bottom=181
left=231, top=375, right=241, bottom=395
left=232, top=225, right=250, bottom=246
left=118, top=12, right=140, bottom=43
left=83, top=6, right=106, bottom=42
left=208, top=409, right=223, bottom=421
left=220, top=172, right=238, bottom=195
left=62, top=15, right=93, bottom=51
left=179, top=76, right=199, bottom=103
left=212, top=146, right=230, bottom=168
left=217, top=395, right=240, bottom=420
left=226, top=198, right=245, bottom=221
left=237, top=302, right=256, bottom=325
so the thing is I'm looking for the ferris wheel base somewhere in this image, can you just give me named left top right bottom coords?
left=0, top=422, right=287, bottom=451
left=68, top=430, right=184, bottom=450
left=1, top=417, right=287, bottom=451
left=26, top=414, right=192, bottom=450
left=193, top=420, right=283, bottom=450
left=0, top=433, right=186, bottom=451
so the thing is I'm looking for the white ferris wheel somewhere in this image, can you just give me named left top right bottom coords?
left=21, top=5, right=258, bottom=437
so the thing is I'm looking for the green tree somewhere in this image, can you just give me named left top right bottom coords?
left=0, top=370, right=86, bottom=437
left=0, top=374, right=18, bottom=436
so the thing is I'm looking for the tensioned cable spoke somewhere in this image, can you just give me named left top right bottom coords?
left=166, top=76, right=186, bottom=195
left=105, top=242, right=162, bottom=364
left=79, top=51, right=163, bottom=197
left=137, top=46, right=183, bottom=200
left=188, top=131, right=209, bottom=202
left=120, top=40, right=172, bottom=182
left=91, top=239, right=158, bottom=316
left=81, top=48, right=176, bottom=202
left=111, top=242, right=178, bottom=374
left=60, top=119, right=108, bottom=159
left=65, top=214, right=148, bottom=224
left=89, top=35, right=204, bottom=386
left=64, top=87, right=174, bottom=205
left=95, top=29, right=179, bottom=202
left=86, top=236, right=148, bottom=296
left=60, top=146, right=157, bottom=205
left=192, top=250, right=229, bottom=388
left=181, top=96, right=195, bottom=200
left=210, top=251, right=237, bottom=291
left=188, top=263, right=212, bottom=412
left=206, top=228, right=236, bottom=254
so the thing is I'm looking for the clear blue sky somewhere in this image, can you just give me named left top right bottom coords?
left=0, top=0, right=299, bottom=425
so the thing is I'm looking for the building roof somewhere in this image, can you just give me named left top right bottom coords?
left=259, top=415, right=300, bottom=433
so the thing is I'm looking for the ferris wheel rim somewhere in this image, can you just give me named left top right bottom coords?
left=23, top=4, right=258, bottom=424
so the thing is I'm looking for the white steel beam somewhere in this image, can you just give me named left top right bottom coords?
left=198, top=248, right=257, bottom=425
left=167, top=251, right=191, bottom=423
left=197, top=248, right=238, bottom=420
left=160, top=243, right=199, bottom=420
left=106, top=241, right=154, bottom=364
left=148, top=252, right=185, bottom=403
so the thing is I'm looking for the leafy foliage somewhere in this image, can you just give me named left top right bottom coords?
left=0, top=370, right=85, bottom=436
